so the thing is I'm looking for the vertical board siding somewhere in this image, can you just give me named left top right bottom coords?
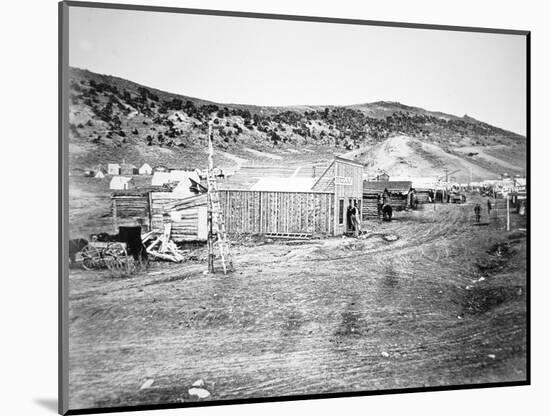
left=220, top=190, right=334, bottom=235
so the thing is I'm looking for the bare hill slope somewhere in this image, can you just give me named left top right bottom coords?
left=345, top=136, right=525, bottom=182
left=67, top=67, right=526, bottom=179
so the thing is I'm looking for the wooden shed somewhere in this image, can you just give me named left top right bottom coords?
left=111, top=189, right=207, bottom=242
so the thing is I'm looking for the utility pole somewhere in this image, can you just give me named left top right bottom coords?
left=207, top=122, right=214, bottom=273
left=506, top=194, right=510, bottom=231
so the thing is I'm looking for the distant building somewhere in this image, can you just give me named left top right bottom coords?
left=120, top=163, right=138, bottom=176
left=139, top=163, right=153, bottom=175
left=376, top=171, right=390, bottom=181
left=94, top=170, right=106, bottom=179
left=107, top=163, right=121, bottom=175
left=153, top=165, right=169, bottom=173
left=109, top=176, right=134, bottom=190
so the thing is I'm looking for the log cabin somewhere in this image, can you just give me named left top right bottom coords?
left=362, top=181, right=412, bottom=220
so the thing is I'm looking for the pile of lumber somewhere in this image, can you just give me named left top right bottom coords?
left=142, top=225, right=187, bottom=262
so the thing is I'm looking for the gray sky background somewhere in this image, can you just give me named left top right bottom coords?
left=69, top=6, right=527, bottom=135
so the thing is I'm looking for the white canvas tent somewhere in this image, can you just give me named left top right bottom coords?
left=139, top=163, right=153, bottom=175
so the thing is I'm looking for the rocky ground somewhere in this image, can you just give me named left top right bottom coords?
left=68, top=195, right=527, bottom=410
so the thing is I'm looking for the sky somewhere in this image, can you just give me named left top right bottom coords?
left=69, top=6, right=527, bottom=135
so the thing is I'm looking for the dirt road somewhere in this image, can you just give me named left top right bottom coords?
left=68, top=196, right=527, bottom=410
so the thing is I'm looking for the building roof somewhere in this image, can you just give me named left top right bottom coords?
left=110, top=176, right=133, bottom=186
left=152, top=170, right=200, bottom=187
left=250, top=177, right=317, bottom=192
left=153, top=165, right=169, bottom=172
left=220, top=164, right=325, bottom=191
left=334, top=156, right=364, bottom=167
left=363, top=181, right=412, bottom=193
left=392, top=176, right=439, bottom=190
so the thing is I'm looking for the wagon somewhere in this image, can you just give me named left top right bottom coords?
left=449, top=193, right=467, bottom=204
left=79, top=241, right=130, bottom=271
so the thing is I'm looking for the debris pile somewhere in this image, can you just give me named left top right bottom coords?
left=142, top=225, right=188, bottom=262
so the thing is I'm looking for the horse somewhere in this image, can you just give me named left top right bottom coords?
left=69, top=238, right=88, bottom=266
left=382, top=204, right=393, bottom=221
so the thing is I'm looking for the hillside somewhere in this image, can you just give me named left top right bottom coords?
left=67, top=67, right=526, bottom=179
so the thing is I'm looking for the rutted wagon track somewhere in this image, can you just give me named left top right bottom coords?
left=68, top=197, right=527, bottom=409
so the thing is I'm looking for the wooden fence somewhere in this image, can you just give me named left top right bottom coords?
left=219, top=190, right=334, bottom=235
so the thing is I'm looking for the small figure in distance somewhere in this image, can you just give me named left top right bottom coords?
left=474, top=203, right=482, bottom=223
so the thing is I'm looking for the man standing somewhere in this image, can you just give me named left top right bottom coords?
left=347, top=201, right=354, bottom=234
left=487, top=198, right=492, bottom=216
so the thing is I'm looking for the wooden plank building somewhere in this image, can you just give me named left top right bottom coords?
left=311, top=157, right=364, bottom=235
left=112, top=190, right=208, bottom=242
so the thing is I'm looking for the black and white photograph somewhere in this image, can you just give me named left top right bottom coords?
left=60, top=2, right=529, bottom=414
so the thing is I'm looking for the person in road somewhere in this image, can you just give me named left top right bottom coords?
left=487, top=198, right=492, bottom=215
left=474, top=204, right=482, bottom=223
